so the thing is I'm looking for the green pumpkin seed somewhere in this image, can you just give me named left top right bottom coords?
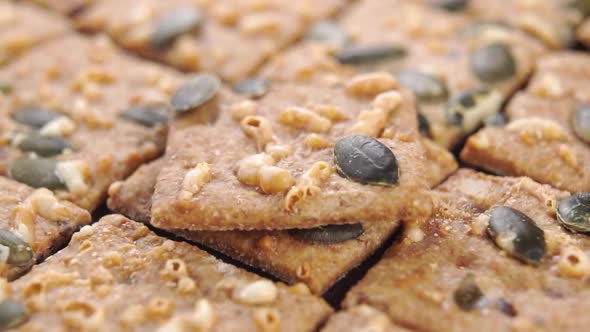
left=454, top=273, right=486, bottom=311
left=232, top=78, right=271, bottom=99
left=120, top=104, right=169, bottom=127
left=306, top=20, right=349, bottom=49
left=0, top=300, right=29, bottom=330
left=335, top=45, right=407, bottom=66
left=16, top=132, right=72, bottom=157
left=289, top=223, right=364, bottom=245
left=334, top=135, right=399, bottom=186
left=470, top=43, right=516, bottom=83
left=0, top=81, right=12, bottom=94
left=0, top=230, right=33, bottom=267
left=397, top=70, right=448, bottom=103
left=487, top=206, right=546, bottom=264
left=484, top=113, right=507, bottom=127
left=557, top=193, right=590, bottom=233
left=9, top=157, right=65, bottom=190
left=572, top=104, right=590, bottom=143
left=12, top=106, right=61, bottom=128
left=151, top=6, right=203, bottom=49
left=432, top=0, right=469, bottom=11
left=446, top=88, right=503, bottom=134
left=171, top=73, right=221, bottom=113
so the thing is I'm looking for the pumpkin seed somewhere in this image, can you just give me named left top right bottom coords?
left=12, top=106, right=61, bottom=128
left=470, top=43, right=516, bottom=83
left=484, top=113, right=508, bottom=127
left=432, top=0, right=469, bottom=11
left=335, top=45, right=407, bottom=66
left=557, top=192, right=590, bottom=233
left=454, top=274, right=486, bottom=311
left=0, top=81, right=12, bottom=94
left=151, top=6, right=203, bottom=49
left=0, top=230, right=33, bottom=267
left=9, top=157, right=65, bottom=190
left=397, top=70, right=448, bottom=103
left=487, top=206, right=546, bottom=264
left=572, top=103, right=590, bottom=143
left=334, top=135, right=399, bottom=186
left=16, top=132, right=72, bottom=157
left=306, top=20, right=349, bottom=49
left=171, top=73, right=221, bottom=113
left=0, top=300, right=29, bottom=330
left=120, top=104, right=169, bottom=127
left=446, top=88, right=503, bottom=134
left=418, top=111, right=431, bottom=136
left=232, top=78, right=271, bottom=98
left=289, top=223, right=364, bottom=245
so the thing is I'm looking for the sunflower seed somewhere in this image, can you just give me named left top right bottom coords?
left=487, top=206, right=546, bottom=264
left=334, top=135, right=399, bottom=186
left=572, top=103, right=590, bottom=143
left=0, top=230, right=33, bottom=267
left=151, top=6, right=203, bottom=49
left=0, top=300, right=29, bottom=330
left=120, top=104, right=169, bottom=127
left=289, top=223, right=364, bottom=245
left=557, top=192, right=590, bottom=233
left=232, top=78, right=271, bottom=99
left=335, top=45, right=407, bottom=66
left=171, top=73, right=221, bottom=113
left=397, top=70, right=448, bottom=103
left=446, top=88, right=503, bottom=134
left=12, top=106, right=61, bottom=128
left=306, top=20, right=349, bottom=49
left=470, top=43, right=516, bottom=83
left=16, top=132, right=72, bottom=157
left=9, top=157, right=65, bottom=190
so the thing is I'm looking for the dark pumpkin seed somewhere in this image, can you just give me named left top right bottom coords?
left=334, top=135, right=399, bottom=186
left=335, top=45, right=407, bottom=66
left=446, top=88, right=503, bottom=134
left=432, top=0, right=469, bottom=11
left=0, top=230, right=33, bottom=267
left=418, top=111, right=431, bottom=136
left=470, top=43, right=516, bottom=83
left=397, top=70, right=448, bottom=103
left=120, top=104, right=169, bottom=127
left=12, top=106, right=61, bottom=128
left=171, top=73, right=221, bottom=113
left=9, top=157, right=65, bottom=190
left=151, top=6, right=203, bottom=48
left=0, top=300, right=29, bottom=330
left=572, top=103, right=590, bottom=143
left=484, top=113, right=508, bottom=127
left=289, top=223, right=364, bottom=245
left=16, top=132, right=72, bottom=157
left=454, top=274, right=486, bottom=311
left=0, top=81, right=12, bottom=94
left=487, top=206, right=546, bottom=264
left=306, top=20, right=349, bottom=49
left=232, top=78, right=271, bottom=99
left=557, top=192, right=590, bottom=233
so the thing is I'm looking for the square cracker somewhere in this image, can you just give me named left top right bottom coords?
left=0, top=35, right=185, bottom=211
left=74, top=0, right=348, bottom=82
left=343, top=169, right=590, bottom=332
left=6, top=215, right=332, bottom=331
left=151, top=78, right=430, bottom=231
left=107, top=135, right=456, bottom=294
left=0, top=176, right=90, bottom=280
